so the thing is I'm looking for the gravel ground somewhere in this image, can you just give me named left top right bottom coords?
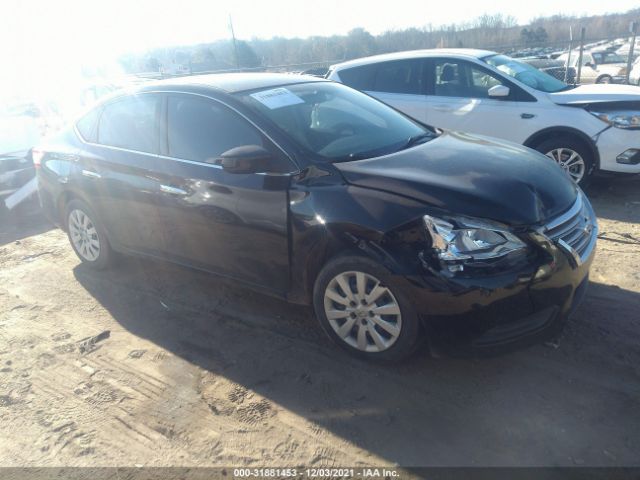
left=0, top=176, right=639, bottom=468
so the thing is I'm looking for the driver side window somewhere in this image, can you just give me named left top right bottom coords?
left=168, top=95, right=264, bottom=163
left=433, top=59, right=506, bottom=98
left=167, top=95, right=294, bottom=173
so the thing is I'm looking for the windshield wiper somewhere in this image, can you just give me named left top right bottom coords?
left=402, top=132, right=434, bottom=149
left=330, top=132, right=435, bottom=163
left=331, top=152, right=374, bottom=163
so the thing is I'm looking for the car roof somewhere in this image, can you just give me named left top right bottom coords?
left=136, top=72, right=327, bottom=94
left=331, top=48, right=497, bottom=70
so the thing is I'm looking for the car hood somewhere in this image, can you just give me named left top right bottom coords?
left=548, top=84, right=640, bottom=105
left=334, top=131, right=577, bottom=226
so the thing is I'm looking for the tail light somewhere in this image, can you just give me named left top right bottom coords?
left=31, top=149, right=45, bottom=168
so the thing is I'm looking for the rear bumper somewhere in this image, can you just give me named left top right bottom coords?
left=36, top=170, right=63, bottom=227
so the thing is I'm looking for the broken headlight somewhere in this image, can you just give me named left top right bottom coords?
left=423, top=215, right=527, bottom=267
left=590, top=110, right=640, bottom=130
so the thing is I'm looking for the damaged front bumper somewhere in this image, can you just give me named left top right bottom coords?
left=395, top=197, right=598, bottom=354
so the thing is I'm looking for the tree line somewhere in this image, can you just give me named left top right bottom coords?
left=119, top=8, right=639, bottom=74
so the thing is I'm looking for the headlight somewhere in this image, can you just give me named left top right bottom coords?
left=423, top=215, right=527, bottom=266
left=590, top=111, right=640, bottom=130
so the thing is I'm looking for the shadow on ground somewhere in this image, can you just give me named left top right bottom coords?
left=73, top=254, right=640, bottom=466
left=588, top=175, right=640, bottom=224
left=0, top=199, right=52, bottom=247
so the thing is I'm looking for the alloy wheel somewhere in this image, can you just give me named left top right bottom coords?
left=323, top=271, right=402, bottom=353
left=68, top=209, right=101, bottom=262
left=545, top=148, right=586, bottom=183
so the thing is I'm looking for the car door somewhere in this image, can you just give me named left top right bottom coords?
left=419, top=58, right=545, bottom=144
left=578, top=53, right=598, bottom=83
left=151, top=93, right=293, bottom=293
left=75, top=93, right=166, bottom=254
left=356, top=59, right=430, bottom=121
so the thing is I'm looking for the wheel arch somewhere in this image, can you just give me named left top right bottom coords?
left=289, top=218, right=425, bottom=305
left=56, top=188, right=110, bottom=240
left=523, top=126, right=600, bottom=170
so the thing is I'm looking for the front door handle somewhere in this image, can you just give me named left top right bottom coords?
left=160, top=184, right=187, bottom=196
left=81, top=169, right=101, bottom=179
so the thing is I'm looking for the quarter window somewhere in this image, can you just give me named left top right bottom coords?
left=76, top=107, right=101, bottom=143
left=373, top=60, right=424, bottom=94
left=167, top=96, right=264, bottom=163
left=98, top=95, right=160, bottom=153
left=337, top=64, right=377, bottom=91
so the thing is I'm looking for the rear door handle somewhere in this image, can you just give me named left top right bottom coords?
left=81, top=169, right=101, bottom=179
left=160, top=184, right=187, bottom=196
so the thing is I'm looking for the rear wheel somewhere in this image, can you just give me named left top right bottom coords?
left=313, top=255, right=423, bottom=362
left=596, top=75, right=612, bottom=84
left=534, top=136, right=594, bottom=188
left=65, top=199, right=112, bottom=269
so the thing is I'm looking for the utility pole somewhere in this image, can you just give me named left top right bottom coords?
left=565, top=26, right=573, bottom=84
left=626, top=21, right=637, bottom=84
left=229, top=15, right=240, bottom=70
left=576, top=27, right=586, bottom=84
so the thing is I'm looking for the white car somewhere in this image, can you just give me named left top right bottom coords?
left=327, top=49, right=640, bottom=186
left=557, top=50, right=627, bottom=84
left=630, top=56, right=640, bottom=86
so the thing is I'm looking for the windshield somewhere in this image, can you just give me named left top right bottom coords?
left=238, top=82, right=429, bottom=161
left=483, top=54, right=569, bottom=93
left=593, top=52, right=626, bottom=64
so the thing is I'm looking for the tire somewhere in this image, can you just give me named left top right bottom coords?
left=312, top=254, right=423, bottom=363
left=596, top=75, right=612, bottom=84
left=534, top=136, right=595, bottom=188
left=65, top=199, right=112, bottom=269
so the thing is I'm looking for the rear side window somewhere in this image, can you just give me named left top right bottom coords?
left=373, top=59, right=424, bottom=94
left=98, top=95, right=160, bottom=153
left=336, top=65, right=376, bottom=90
left=76, top=107, right=101, bottom=143
left=167, top=95, right=264, bottom=163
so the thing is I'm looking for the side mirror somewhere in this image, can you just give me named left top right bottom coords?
left=488, top=85, right=510, bottom=98
left=585, top=62, right=594, bottom=68
left=215, top=145, right=273, bottom=174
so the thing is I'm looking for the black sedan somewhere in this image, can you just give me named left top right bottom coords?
left=36, top=74, right=597, bottom=361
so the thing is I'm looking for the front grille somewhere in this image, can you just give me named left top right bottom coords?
left=543, top=193, right=597, bottom=264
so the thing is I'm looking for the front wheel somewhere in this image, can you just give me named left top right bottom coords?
left=535, top=136, right=594, bottom=188
left=65, top=199, right=112, bottom=269
left=596, top=75, right=612, bottom=84
left=313, top=255, right=423, bottom=362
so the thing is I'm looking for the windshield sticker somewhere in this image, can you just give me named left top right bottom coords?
left=250, top=88, right=305, bottom=109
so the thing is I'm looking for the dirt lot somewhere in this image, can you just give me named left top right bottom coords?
left=0, top=176, right=639, bottom=468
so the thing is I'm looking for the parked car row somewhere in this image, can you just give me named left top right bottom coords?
left=556, top=50, right=628, bottom=84
left=520, top=57, right=576, bottom=84
left=327, top=48, right=640, bottom=187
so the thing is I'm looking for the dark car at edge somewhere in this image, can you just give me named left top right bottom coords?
left=36, top=73, right=597, bottom=361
